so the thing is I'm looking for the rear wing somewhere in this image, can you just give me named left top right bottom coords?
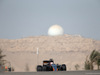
left=43, top=59, right=54, bottom=65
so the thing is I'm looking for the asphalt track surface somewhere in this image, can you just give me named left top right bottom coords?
left=0, top=71, right=100, bottom=75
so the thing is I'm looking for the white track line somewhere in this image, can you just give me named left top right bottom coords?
left=86, top=73, right=100, bottom=75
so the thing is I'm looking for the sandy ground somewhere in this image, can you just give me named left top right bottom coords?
left=0, top=34, right=100, bottom=72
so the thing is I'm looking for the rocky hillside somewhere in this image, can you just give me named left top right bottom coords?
left=0, top=34, right=100, bottom=72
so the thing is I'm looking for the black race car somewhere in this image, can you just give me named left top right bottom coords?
left=37, top=59, right=66, bottom=71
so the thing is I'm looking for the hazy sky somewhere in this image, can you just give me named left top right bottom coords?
left=0, top=0, right=100, bottom=40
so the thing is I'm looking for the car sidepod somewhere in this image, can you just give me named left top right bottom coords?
left=51, top=64, right=58, bottom=71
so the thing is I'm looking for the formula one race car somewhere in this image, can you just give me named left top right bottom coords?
left=37, top=59, right=66, bottom=71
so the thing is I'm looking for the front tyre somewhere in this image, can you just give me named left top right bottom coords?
left=37, top=65, right=42, bottom=71
left=62, top=64, right=66, bottom=71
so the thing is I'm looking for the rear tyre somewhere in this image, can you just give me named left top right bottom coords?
left=37, top=65, right=42, bottom=71
left=57, top=65, right=61, bottom=71
left=43, top=66, right=47, bottom=71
